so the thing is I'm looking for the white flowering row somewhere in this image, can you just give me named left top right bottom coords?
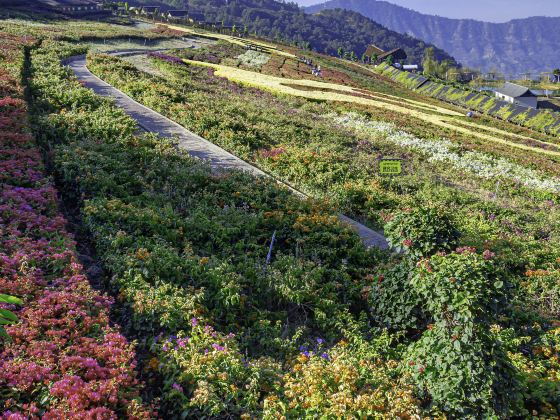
left=332, top=112, right=560, bottom=194
left=236, top=50, right=270, bottom=69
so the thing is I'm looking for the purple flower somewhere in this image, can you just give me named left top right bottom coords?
left=316, top=338, right=324, bottom=345
left=204, top=348, right=209, bottom=355
left=321, top=353, right=330, bottom=361
left=301, top=350, right=310, bottom=357
left=177, top=338, right=189, bottom=348
left=299, top=345, right=307, bottom=352
left=212, top=343, right=225, bottom=351
left=191, top=317, right=198, bottom=327
left=148, top=52, right=185, bottom=66
left=172, top=382, right=183, bottom=393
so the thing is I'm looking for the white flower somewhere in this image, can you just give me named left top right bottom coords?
left=331, top=112, right=560, bottom=194
left=236, top=50, right=270, bottom=68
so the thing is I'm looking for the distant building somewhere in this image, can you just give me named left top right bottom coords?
left=494, top=82, right=538, bottom=109
left=364, top=44, right=385, bottom=61
left=166, top=10, right=188, bottom=22
left=187, top=12, right=205, bottom=24
left=403, top=64, right=419, bottom=72
left=364, top=44, right=407, bottom=65
left=140, top=6, right=160, bottom=16
left=378, top=48, right=407, bottom=64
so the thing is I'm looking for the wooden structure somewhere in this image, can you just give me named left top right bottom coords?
left=140, top=6, right=159, bottom=17
left=165, top=10, right=188, bottom=22
left=364, top=44, right=385, bottom=61
left=364, top=44, right=407, bottom=65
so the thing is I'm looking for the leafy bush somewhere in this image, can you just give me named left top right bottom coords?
left=369, top=259, right=424, bottom=330
left=0, top=294, right=22, bottom=340
left=406, top=248, right=522, bottom=417
left=384, top=206, right=460, bottom=257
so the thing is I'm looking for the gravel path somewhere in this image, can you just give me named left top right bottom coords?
left=66, top=54, right=389, bottom=250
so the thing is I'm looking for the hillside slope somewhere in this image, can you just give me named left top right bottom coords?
left=130, top=0, right=456, bottom=64
left=306, top=0, right=560, bottom=75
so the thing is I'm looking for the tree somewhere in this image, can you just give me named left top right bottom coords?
left=554, top=68, right=560, bottom=83
left=349, top=51, right=357, bottom=61
left=361, top=53, right=367, bottom=63
left=337, top=47, right=344, bottom=59
left=422, top=47, right=437, bottom=76
left=384, top=54, right=394, bottom=65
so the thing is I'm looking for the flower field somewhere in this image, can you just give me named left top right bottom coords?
left=0, top=32, right=150, bottom=418
left=2, top=18, right=560, bottom=418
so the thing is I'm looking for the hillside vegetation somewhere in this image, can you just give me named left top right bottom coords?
left=307, top=0, right=560, bottom=74
left=0, top=16, right=559, bottom=418
left=132, top=0, right=456, bottom=64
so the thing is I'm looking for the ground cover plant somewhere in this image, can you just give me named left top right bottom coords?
left=0, top=30, right=150, bottom=418
left=88, top=52, right=560, bottom=255
left=1, top=17, right=560, bottom=418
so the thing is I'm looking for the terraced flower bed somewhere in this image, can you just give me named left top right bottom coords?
left=2, top=18, right=560, bottom=418
left=0, top=32, right=149, bottom=419
left=88, top=52, right=560, bottom=256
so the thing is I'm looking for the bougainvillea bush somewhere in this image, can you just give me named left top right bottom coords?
left=0, top=33, right=150, bottom=418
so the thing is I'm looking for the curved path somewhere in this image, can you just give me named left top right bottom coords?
left=66, top=54, right=389, bottom=250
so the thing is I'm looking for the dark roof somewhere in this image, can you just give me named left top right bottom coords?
left=188, top=12, right=205, bottom=20
left=495, top=82, right=536, bottom=98
left=167, top=10, right=188, bottom=17
left=364, top=44, right=385, bottom=57
left=378, top=48, right=407, bottom=61
left=142, top=6, right=159, bottom=11
left=46, top=0, right=99, bottom=5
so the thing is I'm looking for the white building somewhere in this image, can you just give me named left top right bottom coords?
left=494, top=82, right=538, bottom=109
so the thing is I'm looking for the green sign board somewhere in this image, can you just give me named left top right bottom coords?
left=379, top=159, right=402, bottom=175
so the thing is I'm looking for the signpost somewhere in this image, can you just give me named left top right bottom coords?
left=379, top=158, right=403, bottom=175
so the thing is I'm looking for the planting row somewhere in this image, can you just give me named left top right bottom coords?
left=88, top=52, right=560, bottom=273
left=377, top=63, right=560, bottom=137
left=0, top=33, right=150, bottom=418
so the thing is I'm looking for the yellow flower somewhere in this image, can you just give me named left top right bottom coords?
left=135, top=248, right=150, bottom=260
left=148, top=357, right=159, bottom=371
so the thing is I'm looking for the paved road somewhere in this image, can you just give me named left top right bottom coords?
left=66, top=54, right=389, bottom=250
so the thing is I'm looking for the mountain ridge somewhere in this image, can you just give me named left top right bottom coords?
left=306, top=0, right=560, bottom=75
left=128, top=0, right=456, bottom=65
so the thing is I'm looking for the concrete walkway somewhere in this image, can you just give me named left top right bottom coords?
left=66, top=54, right=389, bottom=250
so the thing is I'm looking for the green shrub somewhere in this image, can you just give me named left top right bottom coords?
left=406, top=248, right=522, bottom=417
left=384, top=206, right=460, bottom=257
left=369, top=259, right=424, bottom=330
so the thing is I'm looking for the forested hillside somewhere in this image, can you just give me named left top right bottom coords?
left=130, top=0, right=456, bottom=63
left=307, top=0, right=560, bottom=75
